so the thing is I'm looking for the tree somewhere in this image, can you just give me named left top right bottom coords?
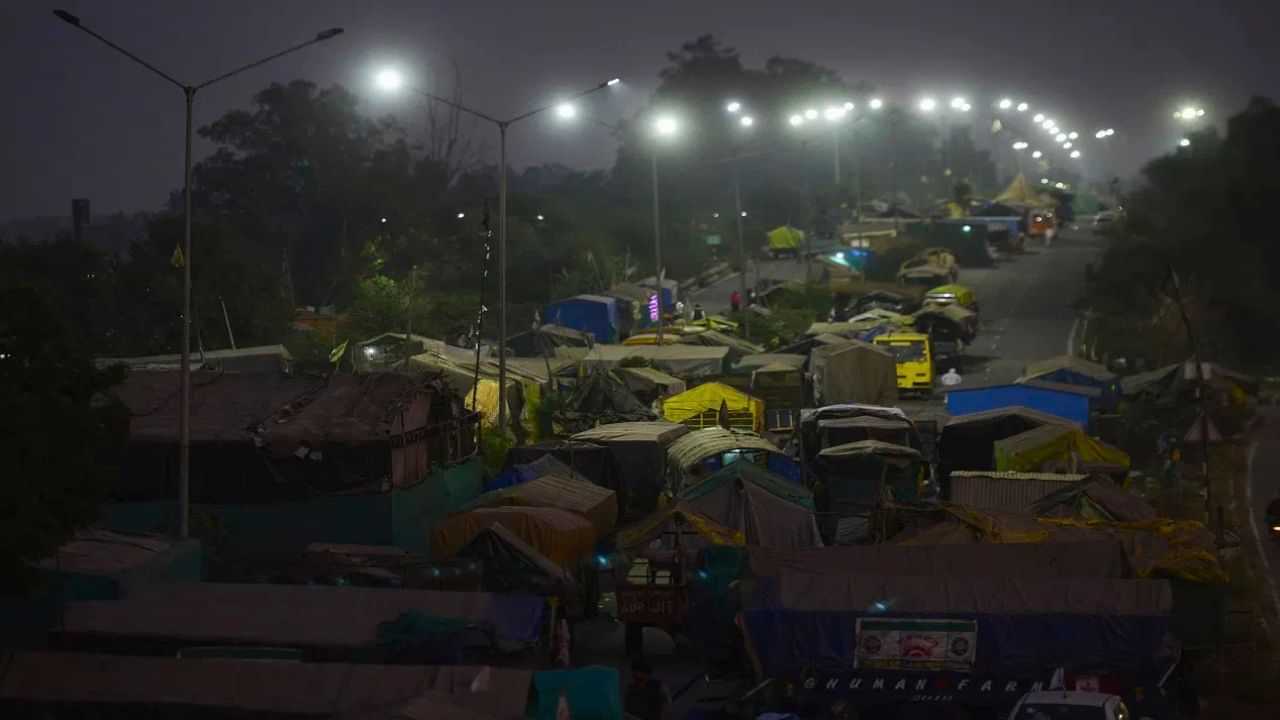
left=0, top=287, right=128, bottom=588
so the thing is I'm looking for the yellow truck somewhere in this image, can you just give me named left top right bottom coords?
left=874, top=331, right=934, bottom=396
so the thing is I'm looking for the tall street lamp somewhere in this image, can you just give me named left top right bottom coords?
left=726, top=105, right=754, bottom=338
left=376, top=70, right=619, bottom=429
left=53, top=9, right=344, bottom=539
left=650, top=114, right=679, bottom=343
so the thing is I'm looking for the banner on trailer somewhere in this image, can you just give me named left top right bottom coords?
left=854, top=618, right=977, bottom=672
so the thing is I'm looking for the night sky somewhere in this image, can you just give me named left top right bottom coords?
left=4, top=0, right=1276, bottom=221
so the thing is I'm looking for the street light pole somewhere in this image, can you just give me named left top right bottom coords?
left=731, top=158, right=748, bottom=338
left=54, top=10, right=344, bottom=539
left=397, top=78, right=617, bottom=430
left=652, top=150, right=664, bottom=344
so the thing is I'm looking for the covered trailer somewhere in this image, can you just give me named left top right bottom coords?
left=543, top=294, right=620, bottom=343
left=810, top=340, right=898, bottom=406
left=571, top=421, right=690, bottom=519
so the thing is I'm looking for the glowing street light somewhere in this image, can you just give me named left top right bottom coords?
left=843, top=101, right=855, bottom=111
left=1067, top=131, right=1079, bottom=140
left=1069, top=149, right=1081, bottom=158
left=1054, top=181, right=1067, bottom=189
left=456, top=212, right=465, bottom=219
left=998, top=98, right=1013, bottom=110
left=554, top=102, right=577, bottom=120
left=1175, top=106, right=1206, bottom=121
left=1031, top=150, right=1043, bottom=159
left=788, top=114, right=804, bottom=126
left=653, top=114, right=679, bottom=137
left=1040, top=178, right=1050, bottom=184
left=375, top=67, right=404, bottom=92
left=1179, top=137, right=1191, bottom=147
left=1016, top=102, right=1029, bottom=112
left=804, top=107, right=819, bottom=120
left=918, top=97, right=938, bottom=113
left=53, top=9, right=346, bottom=539
left=739, top=115, right=754, bottom=128
left=824, top=105, right=846, bottom=122
left=869, top=97, right=884, bottom=110
left=1012, top=141, right=1029, bottom=150
left=1033, top=113, right=1045, bottom=123
left=1055, top=132, right=1067, bottom=142
left=949, top=96, right=967, bottom=110
left=726, top=100, right=741, bottom=113
left=1063, top=141, right=1073, bottom=149
left=536, top=214, right=545, bottom=221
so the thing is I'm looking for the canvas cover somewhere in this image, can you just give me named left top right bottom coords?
left=1032, top=479, right=1159, bottom=523
left=810, top=340, right=898, bottom=406
left=994, top=173, right=1053, bottom=207
left=666, top=427, right=786, bottom=472
left=1025, top=354, right=1117, bottom=384
left=767, top=225, right=804, bottom=250
left=676, top=463, right=822, bottom=550
left=457, top=524, right=578, bottom=603
left=616, top=366, right=686, bottom=397
left=662, top=382, right=764, bottom=432
left=568, top=344, right=729, bottom=379
left=571, top=422, right=689, bottom=518
left=734, top=353, right=808, bottom=374
left=60, top=583, right=545, bottom=647
left=948, top=470, right=1089, bottom=514
left=818, top=440, right=922, bottom=461
left=502, top=442, right=616, bottom=495
left=746, top=540, right=1132, bottom=580
left=433, top=507, right=596, bottom=568
left=677, top=328, right=763, bottom=361
left=994, top=424, right=1130, bottom=473
left=555, top=368, right=654, bottom=432
left=464, top=471, right=618, bottom=536
left=0, top=653, right=531, bottom=719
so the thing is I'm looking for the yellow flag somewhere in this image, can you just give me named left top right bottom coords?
left=170, top=244, right=185, bottom=269
left=328, top=339, right=349, bottom=365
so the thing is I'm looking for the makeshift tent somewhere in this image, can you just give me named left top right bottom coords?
left=432, top=507, right=596, bottom=568
left=1022, top=354, right=1120, bottom=408
left=661, top=382, right=764, bottom=433
left=665, top=427, right=793, bottom=489
left=1120, top=363, right=1181, bottom=398
left=767, top=225, right=804, bottom=252
left=948, top=470, right=1089, bottom=514
left=816, top=441, right=923, bottom=542
left=994, top=423, right=1131, bottom=475
left=733, top=353, right=807, bottom=374
left=57, top=583, right=546, bottom=651
left=677, top=329, right=762, bottom=363
left=621, top=463, right=822, bottom=552
left=543, top=295, right=620, bottom=343
left=571, top=422, right=690, bottom=519
left=456, top=523, right=579, bottom=604
left=810, top=340, right=898, bottom=406
left=1031, top=478, right=1159, bottom=523
left=502, top=442, right=616, bottom=497
left=0, top=653, right=532, bottom=720
left=939, top=405, right=1075, bottom=479
left=615, top=366, right=686, bottom=401
left=912, top=303, right=978, bottom=343
left=750, top=359, right=808, bottom=433
left=995, top=173, right=1053, bottom=207
left=945, top=382, right=1092, bottom=426
left=567, top=344, right=729, bottom=380
left=504, top=324, right=593, bottom=358
left=464, top=471, right=618, bottom=537
left=554, top=368, right=654, bottom=433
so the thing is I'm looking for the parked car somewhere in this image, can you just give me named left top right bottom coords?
left=1007, top=690, right=1131, bottom=720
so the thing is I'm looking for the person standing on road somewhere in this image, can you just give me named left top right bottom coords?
left=730, top=290, right=741, bottom=313
left=692, top=303, right=706, bottom=321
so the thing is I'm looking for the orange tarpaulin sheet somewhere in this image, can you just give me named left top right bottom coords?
left=432, top=506, right=596, bottom=568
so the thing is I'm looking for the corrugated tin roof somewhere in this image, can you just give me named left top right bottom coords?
left=817, top=439, right=922, bottom=459
left=950, top=470, right=1089, bottom=482
left=1120, top=363, right=1181, bottom=396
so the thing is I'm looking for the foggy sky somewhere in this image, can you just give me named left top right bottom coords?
left=4, top=0, right=1276, bottom=220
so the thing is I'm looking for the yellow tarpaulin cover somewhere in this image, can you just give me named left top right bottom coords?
left=432, top=506, right=596, bottom=568
left=615, top=505, right=746, bottom=552
left=995, top=173, right=1053, bottom=207
left=995, top=424, right=1131, bottom=473
left=661, top=382, right=764, bottom=433
left=465, top=378, right=502, bottom=427
left=767, top=226, right=804, bottom=250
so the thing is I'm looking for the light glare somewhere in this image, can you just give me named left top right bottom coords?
left=554, top=102, right=576, bottom=120
left=918, top=97, right=937, bottom=112
left=740, top=115, right=754, bottom=127
left=1070, top=149, right=1081, bottom=158
left=654, top=114, right=679, bottom=137
left=804, top=107, right=819, bottom=120
left=375, top=67, right=404, bottom=93
left=998, top=98, right=1013, bottom=110
left=1033, top=113, right=1045, bottom=123
left=1016, top=102, right=1029, bottom=112
left=869, top=97, right=884, bottom=110
left=726, top=100, right=741, bottom=113
left=1031, top=150, right=1043, bottom=159
left=788, top=114, right=804, bottom=126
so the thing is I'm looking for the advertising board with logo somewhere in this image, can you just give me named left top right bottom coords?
left=854, top=618, right=977, bottom=672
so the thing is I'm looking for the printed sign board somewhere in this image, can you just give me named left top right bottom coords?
left=854, top=618, right=977, bottom=672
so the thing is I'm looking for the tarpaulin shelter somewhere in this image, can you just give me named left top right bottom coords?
left=677, top=328, right=763, bottom=363
left=463, top=470, right=618, bottom=537
left=767, top=225, right=804, bottom=253
left=0, top=653, right=532, bottom=720
left=566, top=344, right=729, bottom=380
left=620, top=463, right=822, bottom=552
left=661, top=382, right=764, bottom=433
left=994, top=423, right=1130, bottom=475
left=504, top=324, right=593, bottom=358
left=56, top=583, right=546, bottom=653
left=456, top=523, right=579, bottom=607
left=502, top=443, right=616, bottom=496
left=615, top=366, right=686, bottom=402
left=747, top=357, right=808, bottom=433
left=543, top=295, right=620, bottom=343
left=939, top=405, right=1075, bottom=480
left=554, top=368, right=654, bottom=433
left=994, top=173, right=1054, bottom=207
left=571, top=422, right=691, bottom=519
left=733, top=353, right=807, bottom=374
left=97, top=344, right=292, bottom=375
left=810, top=340, right=898, bottom=406
left=912, top=303, right=978, bottom=344
left=945, top=382, right=1091, bottom=426
left=948, top=470, right=1089, bottom=514
left=1032, top=478, right=1159, bottom=523
left=817, top=440, right=924, bottom=505
left=665, top=427, right=795, bottom=491
left=432, top=506, right=595, bottom=569
left=1022, top=354, right=1120, bottom=409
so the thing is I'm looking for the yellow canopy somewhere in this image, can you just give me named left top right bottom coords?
left=661, top=382, right=764, bottom=433
left=994, top=424, right=1130, bottom=473
left=767, top=226, right=804, bottom=250
left=995, top=173, right=1053, bottom=207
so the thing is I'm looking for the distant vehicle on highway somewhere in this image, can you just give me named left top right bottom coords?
left=766, top=225, right=804, bottom=258
left=897, top=246, right=959, bottom=286
left=1093, top=208, right=1124, bottom=231
left=1007, top=690, right=1132, bottom=720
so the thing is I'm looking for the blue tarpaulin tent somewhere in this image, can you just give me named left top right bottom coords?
left=945, top=383, right=1090, bottom=426
left=544, top=295, right=620, bottom=343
